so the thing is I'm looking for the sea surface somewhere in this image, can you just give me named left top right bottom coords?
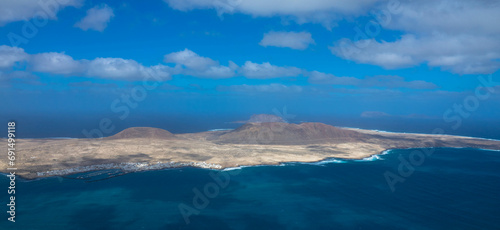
left=1, top=148, right=499, bottom=229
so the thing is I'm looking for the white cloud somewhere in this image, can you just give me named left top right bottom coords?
left=0, top=46, right=438, bottom=90
left=10, top=48, right=306, bottom=82
left=164, top=49, right=303, bottom=79
left=199, top=65, right=237, bottom=78
left=260, top=31, right=315, bottom=50
left=239, top=61, right=302, bottom=79
left=147, top=64, right=174, bottom=80
left=331, top=34, right=500, bottom=74
left=30, top=52, right=85, bottom=75
left=0, top=47, right=172, bottom=80
left=0, top=45, right=28, bottom=68
left=0, top=0, right=81, bottom=26
left=307, top=71, right=360, bottom=85
left=330, top=0, right=500, bottom=74
left=86, top=58, right=171, bottom=80
left=87, top=58, right=145, bottom=79
left=164, top=48, right=218, bottom=70
left=387, top=0, right=500, bottom=36
left=164, top=0, right=382, bottom=27
left=217, top=83, right=303, bottom=93
left=307, top=71, right=437, bottom=89
left=164, top=48, right=237, bottom=78
left=160, top=0, right=500, bottom=74
left=74, top=4, right=114, bottom=32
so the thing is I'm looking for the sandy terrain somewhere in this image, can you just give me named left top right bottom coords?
left=2, top=126, right=500, bottom=179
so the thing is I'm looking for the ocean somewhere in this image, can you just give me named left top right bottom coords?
left=1, top=147, right=499, bottom=229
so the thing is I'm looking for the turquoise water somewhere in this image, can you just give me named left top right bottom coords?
left=1, top=148, right=500, bottom=229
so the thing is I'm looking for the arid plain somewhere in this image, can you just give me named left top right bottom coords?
left=3, top=122, right=500, bottom=179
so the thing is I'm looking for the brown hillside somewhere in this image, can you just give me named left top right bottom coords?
left=106, top=127, right=175, bottom=140
left=217, top=122, right=366, bottom=145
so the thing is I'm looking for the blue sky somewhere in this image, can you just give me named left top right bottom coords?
left=1, top=0, right=500, bottom=133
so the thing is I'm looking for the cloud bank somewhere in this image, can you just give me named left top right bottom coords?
left=163, top=0, right=500, bottom=74
left=330, top=0, right=500, bottom=74
left=0, top=46, right=437, bottom=91
left=164, top=0, right=382, bottom=27
left=0, top=0, right=81, bottom=26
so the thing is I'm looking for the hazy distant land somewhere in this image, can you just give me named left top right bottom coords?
left=3, top=116, right=500, bottom=179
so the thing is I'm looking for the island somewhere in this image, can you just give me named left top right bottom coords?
left=2, top=115, right=500, bottom=179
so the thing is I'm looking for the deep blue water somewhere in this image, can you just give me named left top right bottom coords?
left=1, top=148, right=500, bottom=229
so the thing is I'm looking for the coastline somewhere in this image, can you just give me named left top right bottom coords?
left=10, top=147, right=500, bottom=181
left=3, top=124, right=500, bottom=180
left=340, top=126, right=500, bottom=141
left=5, top=150, right=389, bottom=180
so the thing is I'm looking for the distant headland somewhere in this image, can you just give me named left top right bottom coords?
left=231, top=114, right=287, bottom=123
